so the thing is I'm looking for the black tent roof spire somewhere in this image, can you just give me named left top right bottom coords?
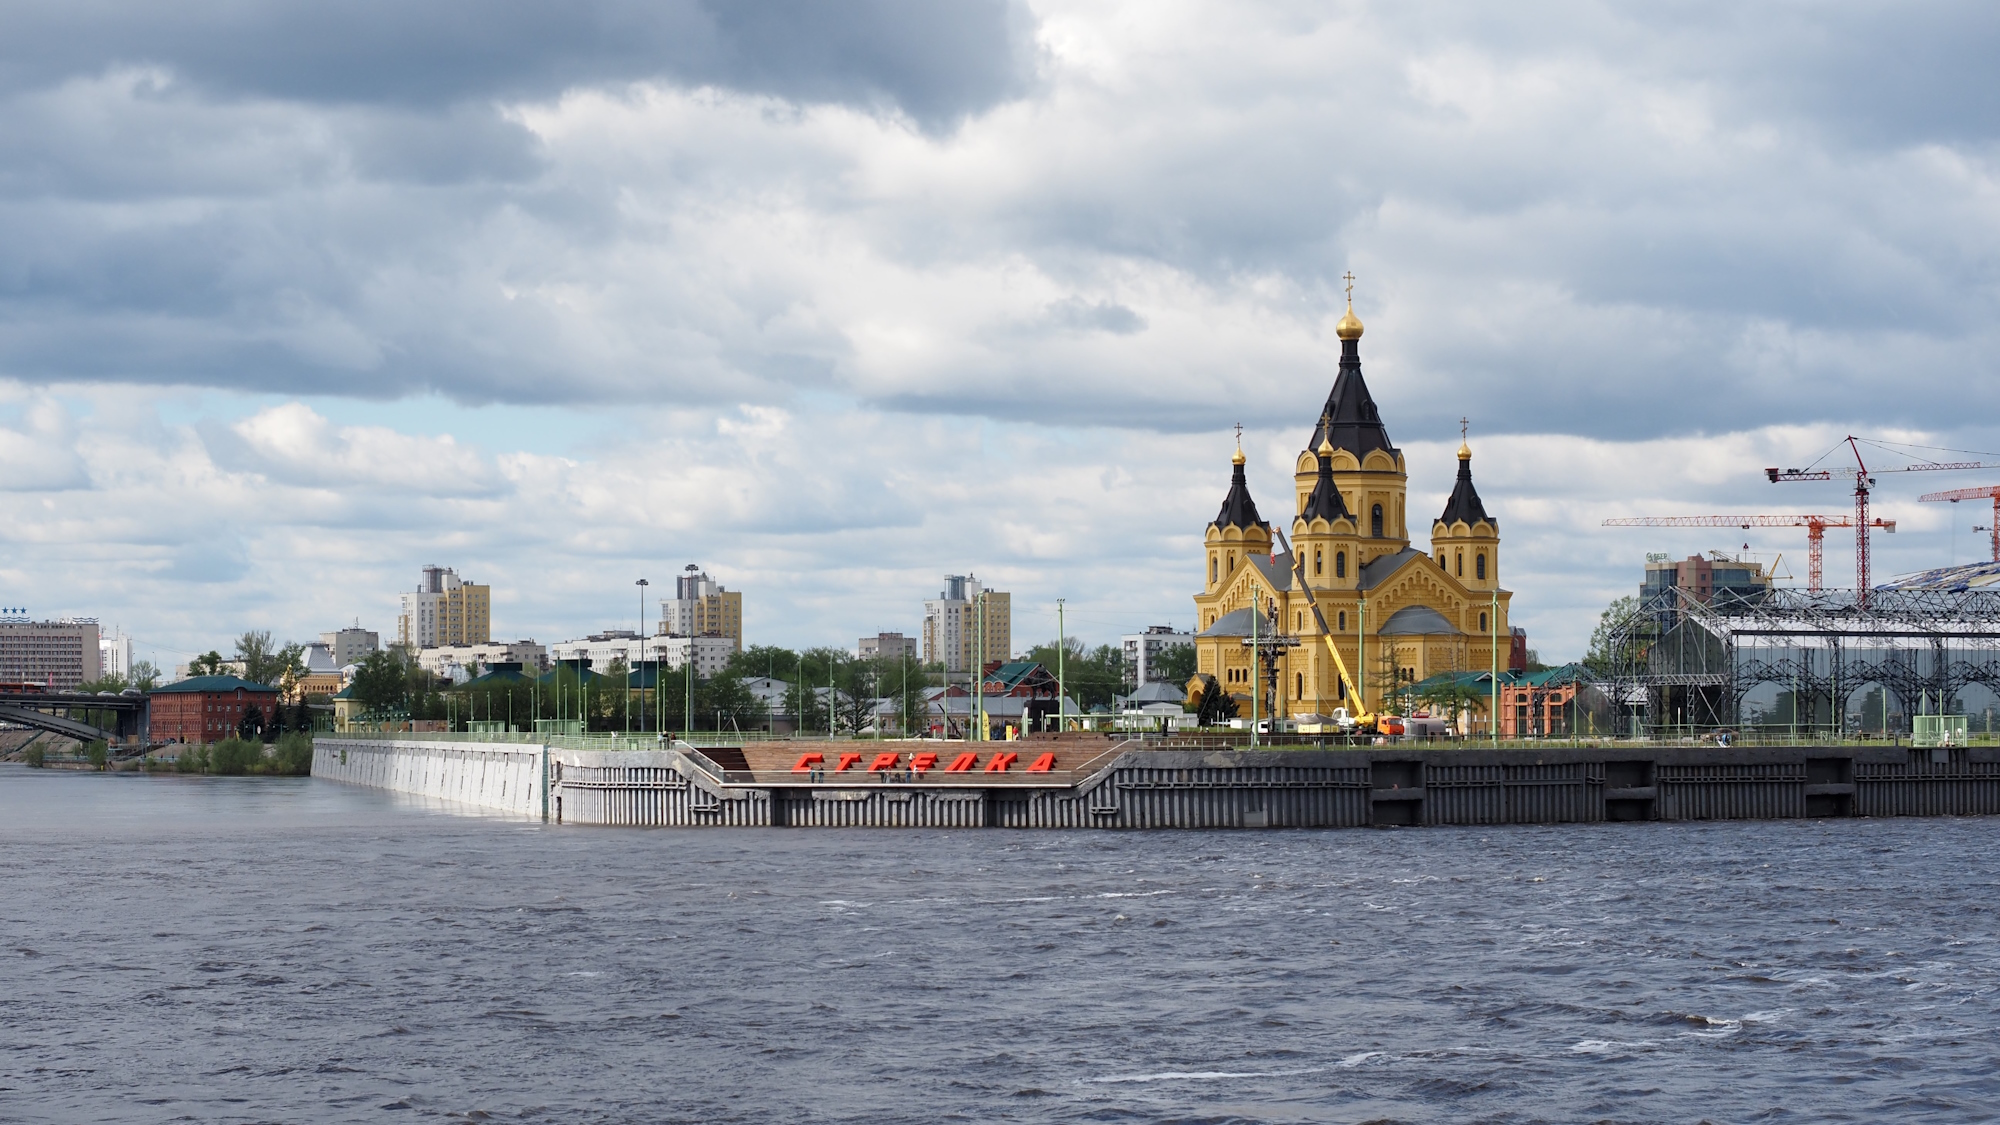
left=1299, top=410, right=1355, bottom=523
left=1211, top=430, right=1268, bottom=532
left=1310, top=279, right=1399, bottom=460
left=1439, top=418, right=1494, bottom=528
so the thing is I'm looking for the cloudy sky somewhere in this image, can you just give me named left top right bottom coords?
left=3, top=0, right=1998, bottom=669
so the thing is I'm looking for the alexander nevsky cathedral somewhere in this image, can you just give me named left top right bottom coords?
left=1192, top=286, right=1512, bottom=718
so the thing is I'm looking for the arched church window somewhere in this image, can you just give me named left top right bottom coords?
left=1371, top=504, right=1384, bottom=538
left=1335, top=551, right=1346, bottom=578
left=1479, top=611, right=1488, bottom=632
left=1296, top=672, right=1303, bottom=697
left=1228, top=553, right=1236, bottom=574
left=1476, top=552, right=1487, bottom=580
left=1337, top=678, right=1346, bottom=700
left=1314, top=549, right=1322, bottom=576
left=1456, top=551, right=1463, bottom=577
left=1210, top=556, right=1218, bottom=584
left=1338, top=610, right=1346, bottom=630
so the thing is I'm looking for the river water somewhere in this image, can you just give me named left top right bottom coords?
left=2, top=766, right=1997, bottom=1123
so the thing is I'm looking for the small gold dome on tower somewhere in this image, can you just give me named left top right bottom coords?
left=1232, top=445, right=1246, bottom=466
left=1317, top=434, right=1336, bottom=458
left=1458, top=439, right=1472, bottom=460
left=1335, top=304, right=1364, bottom=341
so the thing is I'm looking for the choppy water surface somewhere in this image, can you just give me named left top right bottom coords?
left=3, top=767, right=1998, bottom=1123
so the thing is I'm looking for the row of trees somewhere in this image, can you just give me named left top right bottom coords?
left=340, top=644, right=940, bottom=735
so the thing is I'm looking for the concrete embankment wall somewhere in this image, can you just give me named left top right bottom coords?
left=312, top=739, right=548, bottom=816
left=314, top=738, right=2000, bottom=828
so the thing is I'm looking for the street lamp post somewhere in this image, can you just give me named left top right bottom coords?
left=635, top=578, right=649, bottom=735
left=1490, top=587, right=1500, bottom=747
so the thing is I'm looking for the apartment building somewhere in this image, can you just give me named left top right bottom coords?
left=921, top=575, right=1011, bottom=675
left=1122, top=625, right=1194, bottom=687
left=99, top=630, right=133, bottom=680
left=398, top=566, right=492, bottom=649
left=659, top=565, right=743, bottom=652
left=418, top=640, right=550, bottom=681
left=859, top=632, right=918, bottom=660
left=548, top=632, right=734, bottom=680
left=320, top=625, right=381, bottom=667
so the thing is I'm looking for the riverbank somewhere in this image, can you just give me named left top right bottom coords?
left=9, top=732, right=314, bottom=775
left=314, top=735, right=2000, bottom=828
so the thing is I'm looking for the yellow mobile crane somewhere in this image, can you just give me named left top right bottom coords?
left=1270, top=528, right=1378, bottom=734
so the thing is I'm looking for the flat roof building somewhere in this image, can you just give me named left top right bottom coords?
left=1122, top=626, right=1193, bottom=687
left=0, top=614, right=101, bottom=690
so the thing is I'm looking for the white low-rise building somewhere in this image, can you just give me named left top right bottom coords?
left=418, top=640, right=549, bottom=681
left=545, top=632, right=734, bottom=679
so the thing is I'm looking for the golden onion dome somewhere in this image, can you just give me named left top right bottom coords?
left=1317, top=434, right=1336, bottom=458
left=1334, top=302, right=1364, bottom=341
left=1232, top=445, right=1247, bottom=466
left=1458, top=440, right=1472, bottom=460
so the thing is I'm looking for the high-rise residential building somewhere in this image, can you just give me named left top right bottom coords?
left=0, top=613, right=102, bottom=690
left=320, top=625, right=381, bottom=667
left=659, top=565, right=742, bottom=652
left=99, top=630, right=134, bottom=680
left=859, top=632, right=918, bottom=660
left=1122, top=625, right=1194, bottom=688
left=398, top=566, right=492, bottom=650
left=922, top=575, right=1011, bottom=675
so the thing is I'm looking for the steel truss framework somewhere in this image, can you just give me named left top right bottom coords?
left=1598, top=588, right=2000, bottom=736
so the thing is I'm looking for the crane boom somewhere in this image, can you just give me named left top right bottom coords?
left=1602, top=514, right=1894, bottom=592
left=1269, top=528, right=1372, bottom=728
left=1763, top=436, right=1996, bottom=605
left=1918, top=485, right=2000, bottom=563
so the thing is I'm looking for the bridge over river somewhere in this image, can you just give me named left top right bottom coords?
left=0, top=691, right=146, bottom=745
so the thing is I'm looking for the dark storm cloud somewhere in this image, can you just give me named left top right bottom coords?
left=0, top=0, right=1995, bottom=441
left=0, top=0, right=1034, bottom=128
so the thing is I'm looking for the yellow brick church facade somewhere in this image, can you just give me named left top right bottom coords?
left=1191, top=297, right=1512, bottom=717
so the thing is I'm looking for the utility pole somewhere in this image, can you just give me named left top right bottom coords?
left=1250, top=588, right=1259, bottom=748
left=1057, top=598, right=1067, bottom=734
left=1357, top=593, right=1367, bottom=715
left=974, top=592, right=986, bottom=742
left=1490, top=587, right=1499, bottom=747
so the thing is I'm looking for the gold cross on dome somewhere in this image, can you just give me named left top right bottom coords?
left=1460, top=416, right=1469, bottom=441
left=1234, top=422, right=1243, bottom=446
left=1343, top=271, right=1356, bottom=303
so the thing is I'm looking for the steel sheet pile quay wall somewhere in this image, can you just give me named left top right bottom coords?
left=1092, top=757, right=1371, bottom=829
left=1421, top=761, right=1605, bottom=825
left=312, top=737, right=2000, bottom=827
left=1856, top=750, right=2000, bottom=817
left=1657, top=763, right=1807, bottom=820
left=556, top=751, right=775, bottom=827
left=313, top=739, right=545, bottom=816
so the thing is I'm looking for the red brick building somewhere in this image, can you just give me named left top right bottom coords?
left=149, top=675, right=280, bottom=744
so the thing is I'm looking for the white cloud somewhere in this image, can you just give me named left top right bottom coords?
left=0, top=2, right=1996, bottom=666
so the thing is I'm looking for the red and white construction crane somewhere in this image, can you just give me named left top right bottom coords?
left=1602, top=514, right=1896, bottom=592
left=1917, top=485, right=2000, bottom=564
left=1768, top=436, right=2000, bottom=606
